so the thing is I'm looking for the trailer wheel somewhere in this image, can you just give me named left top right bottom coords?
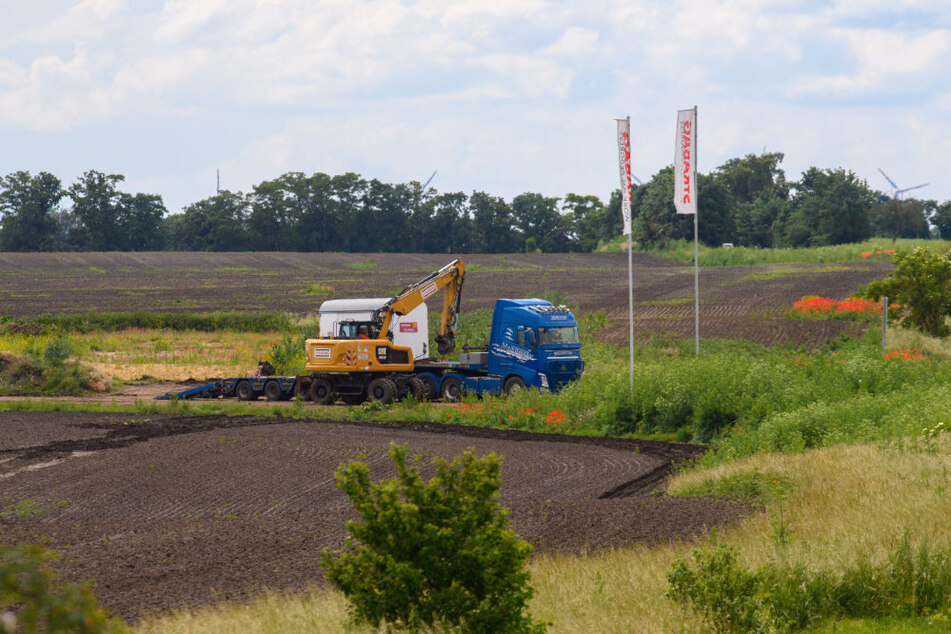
left=440, top=376, right=462, bottom=402
left=367, top=377, right=396, bottom=404
left=310, top=378, right=335, bottom=405
left=408, top=377, right=428, bottom=402
left=235, top=380, right=257, bottom=401
left=503, top=376, right=526, bottom=395
left=264, top=380, right=285, bottom=401
left=417, top=375, right=437, bottom=401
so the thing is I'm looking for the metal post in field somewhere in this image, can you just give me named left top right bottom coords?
left=882, top=296, right=888, bottom=357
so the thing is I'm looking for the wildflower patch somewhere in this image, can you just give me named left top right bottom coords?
left=789, top=296, right=883, bottom=321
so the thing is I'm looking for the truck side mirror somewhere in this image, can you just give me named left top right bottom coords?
left=528, top=329, right=536, bottom=349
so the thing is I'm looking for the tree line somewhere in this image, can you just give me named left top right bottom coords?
left=2, top=153, right=950, bottom=253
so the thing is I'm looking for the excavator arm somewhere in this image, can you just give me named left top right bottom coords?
left=377, top=258, right=465, bottom=356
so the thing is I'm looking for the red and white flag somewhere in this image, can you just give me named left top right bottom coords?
left=616, top=118, right=632, bottom=235
left=674, top=108, right=696, bottom=215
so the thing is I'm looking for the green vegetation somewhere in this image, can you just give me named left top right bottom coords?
left=0, top=338, right=109, bottom=395
left=1, top=542, right=127, bottom=632
left=866, top=247, right=951, bottom=337
left=17, top=310, right=293, bottom=334
left=3, top=155, right=949, bottom=255
left=669, top=536, right=951, bottom=633
left=322, top=443, right=545, bottom=633
left=343, top=259, right=378, bottom=270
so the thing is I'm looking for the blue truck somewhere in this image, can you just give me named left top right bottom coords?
left=410, top=299, right=584, bottom=401
left=158, top=298, right=584, bottom=404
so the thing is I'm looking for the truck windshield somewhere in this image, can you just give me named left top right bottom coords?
left=538, top=326, right=579, bottom=346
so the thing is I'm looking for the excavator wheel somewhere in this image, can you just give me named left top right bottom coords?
left=408, top=377, right=428, bottom=401
left=310, top=378, right=336, bottom=405
left=264, top=380, right=285, bottom=401
left=367, top=377, right=397, bottom=404
left=293, top=378, right=312, bottom=401
left=440, top=376, right=462, bottom=402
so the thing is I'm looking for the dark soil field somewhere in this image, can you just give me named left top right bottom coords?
left=0, top=251, right=892, bottom=347
left=0, top=411, right=746, bottom=621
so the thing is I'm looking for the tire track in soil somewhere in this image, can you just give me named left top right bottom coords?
left=1, top=411, right=747, bottom=620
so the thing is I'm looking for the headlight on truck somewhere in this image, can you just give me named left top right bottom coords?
left=539, top=374, right=550, bottom=391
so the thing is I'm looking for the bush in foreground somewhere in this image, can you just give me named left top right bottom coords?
left=321, top=443, right=546, bottom=633
left=668, top=535, right=951, bottom=633
left=1, top=542, right=126, bottom=633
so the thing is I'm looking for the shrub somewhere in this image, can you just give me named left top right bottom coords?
left=43, top=337, right=73, bottom=364
left=865, top=247, right=951, bottom=337
left=321, top=443, right=546, bottom=633
left=1, top=542, right=127, bottom=633
left=668, top=535, right=951, bottom=633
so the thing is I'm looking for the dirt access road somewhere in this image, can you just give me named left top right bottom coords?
left=0, top=411, right=747, bottom=621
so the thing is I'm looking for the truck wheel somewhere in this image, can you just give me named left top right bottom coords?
left=310, top=378, right=336, bottom=405
left=408, top=377, right=428, bottom=401
left=235, top=380, right=257, bottom=401
left=440, top=376, right=462, bottom=402
left=367, top=377, right=396, bottom=404
left=503, top=376, right=526, bottom=395
left=264, top=380, right=285, bottom=401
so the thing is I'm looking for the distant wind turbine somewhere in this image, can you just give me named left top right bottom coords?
left=878, top=168, right=928, bottom=200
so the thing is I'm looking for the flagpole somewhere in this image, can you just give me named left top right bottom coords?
left=628, top=214, right=634, bottom=391
left=693, top=105, right=699, bottom=355
left=616, top=116, right=634, bottom=391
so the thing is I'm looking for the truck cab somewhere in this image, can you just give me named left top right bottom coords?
left=487, top=299, right=584, bottom=393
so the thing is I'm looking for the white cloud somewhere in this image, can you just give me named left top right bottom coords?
left=788, top=27, right=951, bottom=97
left=3, top=0, right=951, bottom=210
left=541, top=27, right=600, bottom=56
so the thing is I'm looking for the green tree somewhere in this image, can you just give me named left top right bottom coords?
left=931, top=200, right=951, bottom=240
left=865, top=247, right=951, bottom=337
left=117, top=193, right=166, bottom=250
left=470, top=191, right=520, bottom=253
left=67, top=170, right=126, bottom=251
left=166, top=191, right=249, bottom=251
left=0, top=171, right=64, bottom=252
left=563, top=193, right=608, bottom=252
left=869, top=198, right=931, bottom=242
left=321, top=443, right=545, bottom=633
left=631, top=167, right=692, bottom=248
left=696, top=173, right=734, bottom=246
left=715, top=152, right=788, bottom=204
left=774, top=167, right=875, bottom=247
left=512, top=193, right=562, bottom=252
left=733, top=192, right=787, bottom=247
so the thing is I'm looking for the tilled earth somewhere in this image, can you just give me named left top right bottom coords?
left=0, top=251, right=893, bottom=347
left=0, top=411, right=747, bottom=621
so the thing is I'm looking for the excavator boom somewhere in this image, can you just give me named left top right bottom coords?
left=378, top=258, right=465, bottom=356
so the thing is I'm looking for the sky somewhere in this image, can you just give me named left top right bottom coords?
left=1, top=0, right=950, bottom=216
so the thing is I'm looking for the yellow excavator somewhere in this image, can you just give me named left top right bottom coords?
left=302, top=258, right=465, bottom=404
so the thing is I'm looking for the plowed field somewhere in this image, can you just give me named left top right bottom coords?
left=0, top=411, right=747, bottom=620
left=0, top=251, right=892, bottom=347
